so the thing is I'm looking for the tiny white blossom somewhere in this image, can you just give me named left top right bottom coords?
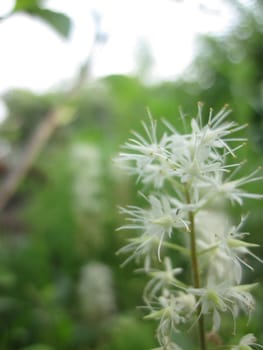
left=217, top=217, right=262, bottom=276
left=162, top=104, right=246, bottom=186
left=143, top=257, right=185, bottom=301
left=204, top=169, right=263, bottom=205
left=138, top=161, right=174, bottom=188
left=190, top=103, right=246, bottom=156
left=195, top=210, right=240, bottom=283
left=226, top=284, right=256, bottom=318
left=146, top=289, right=195, bottom=339
left=188, top=281, right=230, bottom=332
left=116, top=116, right=172, bottom=188
left=188, top=280, right=256, bottom=331
left=197, top=215, right=262, bottom=284
left=118, top=195, right=189, bottom=266
left=167, top=139, right=224, bottom=184
left=231, top=333, right=263, bottom=350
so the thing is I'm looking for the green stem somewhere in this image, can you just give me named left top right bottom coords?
left=185, top=188, right=207, bottom=350
left=198, top=244, right=219, bottom=256
left=162, top=241, right=190, bottom=255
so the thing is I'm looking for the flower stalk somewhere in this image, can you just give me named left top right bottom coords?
left=185, top=187, right=207, bottom=350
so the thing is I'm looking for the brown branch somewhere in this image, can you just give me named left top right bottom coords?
left=0, top=109, right=61, bottom=210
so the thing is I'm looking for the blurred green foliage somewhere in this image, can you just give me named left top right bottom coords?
left=0, top=1, right=263, bottom=349
left=13, top=0, right=72, bottom=38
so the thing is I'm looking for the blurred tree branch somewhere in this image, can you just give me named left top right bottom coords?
left=0, top=108, right=61, bottom=210
left=0, top=11, right=107, bottom=211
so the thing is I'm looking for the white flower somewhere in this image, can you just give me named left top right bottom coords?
left=162, top=104, right=246, bottom=186
left=188, top=280, right=256, bottom=332
left=116, top=116, right=172, bottom=188
left=231, top=333, right=263, bottom=350
left=226, top=284, right=256, bottom=317
left=167, top=138, right=224, bottom=184
left=218, top=216, right=262, bottom=276
left=118, top=195, right=189, bottom=266
left=190, top=103, right=246, bottom=156
left=188, top=281, right=230, bottom=332
left=117, top=235, right=156, bottom=270
left=203, top=168, right=263, bottom=205
left=197, top=215, right=262, bottom=284
left=209, top=249, right=242, bottom=285
left=146, top=289, right=195, bottom=339
left=143, top=257, right=185, bottom=301
left=195, top=209, right=239, bottom=283
left=137, top=161, right=175, bottom=188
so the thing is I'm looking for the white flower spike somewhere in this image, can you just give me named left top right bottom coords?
left=116, top=104, right=262, bottom=350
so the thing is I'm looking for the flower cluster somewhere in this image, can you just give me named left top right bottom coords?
left=116, top=104, right=262, bottom=349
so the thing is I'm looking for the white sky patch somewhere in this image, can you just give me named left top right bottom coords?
left=0, top=0, right=15, bottom=17
left=0, top=0, right=236, bottom=95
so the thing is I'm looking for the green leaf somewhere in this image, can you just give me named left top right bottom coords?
left=14, top=1, right=72, bottom=38
left=32, top=8, right=72, bottom=38
left=14, top=0, right=39, bottom=11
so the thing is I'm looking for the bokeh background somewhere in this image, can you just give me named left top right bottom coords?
left=0, top=1, right=262, bottom=349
